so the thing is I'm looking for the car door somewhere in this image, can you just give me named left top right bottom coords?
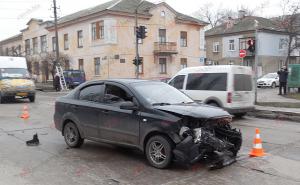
left=75, top=83, right=105, bottom=139
left=98, top=82, right=140, bottom=146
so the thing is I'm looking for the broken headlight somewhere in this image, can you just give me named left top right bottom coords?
left=193, top=128, right=202, bottom=144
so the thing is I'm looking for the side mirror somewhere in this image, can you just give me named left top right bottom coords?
left=120, top=101, right=138, bottom=111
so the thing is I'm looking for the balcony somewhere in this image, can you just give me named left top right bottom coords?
left=154, top=42, right=178, bottom=55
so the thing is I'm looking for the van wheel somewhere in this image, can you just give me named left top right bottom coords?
left=0, top=94, right=3, bottom=104
left=207, top=102, right=219, bottom=107
left=234, top=113, right=246, bottom=118
left=29, top=95, right=35, bottom=103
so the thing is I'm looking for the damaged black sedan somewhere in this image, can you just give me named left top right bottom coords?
left=54, top=79, right=242, bottom=169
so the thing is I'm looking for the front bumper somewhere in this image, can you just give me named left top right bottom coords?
left=173, top=127, right=242, bottom=169
left=225, top=106, right=255, bottom=114
left=257, top=82, right=272, bottom=87
left=1, top=90, right=35, bottom=97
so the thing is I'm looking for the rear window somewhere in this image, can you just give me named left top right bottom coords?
left=79, top=84, right=104, bottom=102
left=186, top=73, right=227, bottom=91
left=234, top=74, right=252, bottom=91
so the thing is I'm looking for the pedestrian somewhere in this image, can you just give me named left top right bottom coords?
left=54, top=73, right=61, bottom=92
left=277, top=66, right=288, bottom=95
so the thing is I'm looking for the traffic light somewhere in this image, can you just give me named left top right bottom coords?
left=136, top=26, right=147, bottom=39
left=133, top=57, right=143, bottom=66
left=247, top=39, right=255, bottom=52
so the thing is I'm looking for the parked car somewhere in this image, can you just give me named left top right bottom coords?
left=0, top=56, right=36, bottom=103
left=168, top=65, right=254, bottom=117
left=63, top=70, right=86, bottom=89
left=54, top=79, right=242, bottom=169
left=257, top=73, right=279, bottom=88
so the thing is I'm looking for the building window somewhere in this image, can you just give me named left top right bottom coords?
left=5, top=48, right=9, bottom=56
left=40, top=35, right=47, bottom=52
left=77, top=30, right=83, bottom=48
left=180, top=58, right=187, bottom=69
left=120, top=59, right=126, bottom=63
left=64, top=34, right=69, bottom=50
left=229, top=40, right=235, bottom=51
left=52, top=37, right=56, bottom=51
left=279, top=38, right=287, bottom=50
left=64, top=60, right=70, bottom=70
left=159, top=29, right=166, bottom=43
left=16, top=45, right=21, bottom=56
left=78, top=59, right=84, bottom=71
left=213, top=42, right=220, bottom=52
left=32, top=37, right=38, bottom=54
left=159, top=58, right=167, bottom=74
left=94, top=57, right=100, bottom=76
left=25, top=39, right=30, bottom=55
left=138, top=57, right=143, bottom=74
left=180, top=31, right=187, bottom=47
left=34, top=62, right=40, bottom=75
left=92, top=21, right=104, bottom=40
left=161, top=11, right=165, bottom=17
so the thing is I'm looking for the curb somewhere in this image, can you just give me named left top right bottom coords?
left=248, top=109, right=300, bottom=122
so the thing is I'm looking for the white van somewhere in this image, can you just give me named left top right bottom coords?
left=168, top=65, right=255, bottom=117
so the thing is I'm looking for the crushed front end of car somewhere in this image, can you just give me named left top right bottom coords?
left=173, top=116, right=242, bottom=169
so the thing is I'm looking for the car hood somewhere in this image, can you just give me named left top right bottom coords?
left=154, top=104, right=230, bottom=119
left=258, top=78, right=274, bottom=82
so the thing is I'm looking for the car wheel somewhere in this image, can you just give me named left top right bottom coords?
left=234, top=113, right=246, bottom=118
left=271, top=82, right=276, bottom=88
left=63, top=122, right=84, bottom=148
left=29, top=95, right=35, bottom=103
left=146, top=135, right=173, bottom=169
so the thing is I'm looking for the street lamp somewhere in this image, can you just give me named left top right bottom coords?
left=254, top=20, right=259, bottom=104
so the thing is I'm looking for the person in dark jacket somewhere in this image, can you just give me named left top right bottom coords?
left=277, top=66, right=288, bottom=95
left=54, top=73, right=61, bottom=92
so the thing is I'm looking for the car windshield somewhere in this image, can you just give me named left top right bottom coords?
left=0, top=68, right=30, bottom=79
left=132, top=82, right=194, bottom=105
left=65, top=71, right=83, bottom=78
left=262, top=73, right=277, bottom=78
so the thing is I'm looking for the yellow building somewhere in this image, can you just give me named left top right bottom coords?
left=0, top=0, right=207, bottom=81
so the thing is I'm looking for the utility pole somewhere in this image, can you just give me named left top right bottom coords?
left=134, top=0, right=144, bottom=79
left=53, top=0, right=60, bottom=68
left=254, top=20, right=259, bottom=104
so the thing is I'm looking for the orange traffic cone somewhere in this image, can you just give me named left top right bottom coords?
left=249, top=128, right=265, bottom=157
left=20, top=105, right=30, bottom=119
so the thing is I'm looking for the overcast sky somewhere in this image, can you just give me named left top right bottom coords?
left=0, top=0, right=288, bottom=40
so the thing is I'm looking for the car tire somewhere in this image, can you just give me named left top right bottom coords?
left=63, top=122, right=84, bottom=148
left=146, top=135, right=173, bottom=169
left=271, top=82, right=276, bottom=88
left=29, top=95, right=35, bottom=103
left=234, top=113, right=246, bottom=118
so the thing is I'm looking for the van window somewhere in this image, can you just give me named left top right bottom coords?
left=169, top=75, right=185, bottom=89
left=234, top=74, right=252, bottom=91
left=186, top=73, right=227, bottom=91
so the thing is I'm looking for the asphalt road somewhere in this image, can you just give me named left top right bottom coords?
left=0, top=91, right=300, bottom=185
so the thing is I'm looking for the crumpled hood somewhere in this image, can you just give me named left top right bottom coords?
left=154, top=104, right=230, bottom=119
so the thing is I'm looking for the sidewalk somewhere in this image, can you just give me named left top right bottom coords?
left=251, top=88, right=300, bottom=122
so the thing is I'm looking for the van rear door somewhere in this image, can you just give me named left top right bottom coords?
left=231, top=74, right=254, bottom=107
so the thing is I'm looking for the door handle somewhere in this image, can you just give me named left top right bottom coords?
left=71, top=105, right=79, bottom=110
left=102, top=110, right=110, bottom=115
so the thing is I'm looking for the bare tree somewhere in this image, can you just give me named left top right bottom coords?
left=40, top=51, right=69, bottom=82
left=193, top=2, right=268, bottom=28
left=275, top=0, right=300, bottom=66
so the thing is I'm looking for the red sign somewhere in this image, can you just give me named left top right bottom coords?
left=239, top=49, right=246, bottom=58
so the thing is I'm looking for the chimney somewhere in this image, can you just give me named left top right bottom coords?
left=226, top=17, right=234, bottom=29
left=238, top=10, right=246, bottom=19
